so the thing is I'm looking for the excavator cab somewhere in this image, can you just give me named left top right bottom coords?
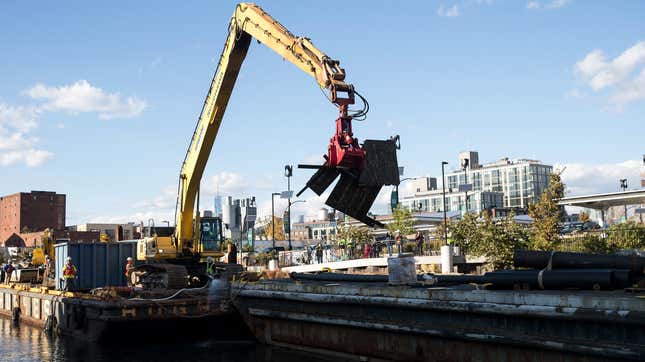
left=198, top=216, right=223, bottom=255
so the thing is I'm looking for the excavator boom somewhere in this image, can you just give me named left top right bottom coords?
left=173, top=3, right=398, bottom=257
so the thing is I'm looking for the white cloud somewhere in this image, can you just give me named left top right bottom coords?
left=0, top=149, right=53, bottom=167
left=527, top=0, right=571, bottom=10
left=0, top=103, right=52, bottom=167
left=437, top=4, right=460, bottom=17
left=574, top=41, right=645, bottom=108
left=25, top=80, right=147, bottom=119
left=557, top=159, right=641, bottom=196
left=202, top=171, right=251, bottom=195
left=0, top=103, right=39, bottom=132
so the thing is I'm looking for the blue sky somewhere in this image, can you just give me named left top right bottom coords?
left=1, top=0, right=644, bottom=225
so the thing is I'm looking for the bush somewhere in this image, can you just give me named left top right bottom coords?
left=606, top=221, right=645, bottom=250
left=402, top=242, right=416, bottom=253
left=254, top=251, right=277, bottom=266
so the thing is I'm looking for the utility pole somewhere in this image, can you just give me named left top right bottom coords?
left=271, top=192, right=280, bottom=248
left=620, top=179, right=628, bottom=222
left=462, top=159, right=469, bottom=212
left=285, top=165, right=293, bottom=250
left=441, top=161, right=449, bottom=245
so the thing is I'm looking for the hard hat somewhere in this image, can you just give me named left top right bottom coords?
left=67, top=257, right=72, bottom=261
left=206, top=256, right=214, bottom=262
left=127, top=257, right=133, bottom=261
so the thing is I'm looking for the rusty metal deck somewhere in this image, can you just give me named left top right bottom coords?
left=232, top=279, right=645, bottom=361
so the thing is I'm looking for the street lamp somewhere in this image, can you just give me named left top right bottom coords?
left=461, top=159, right=470, bottom=212
left=162, top=220, right=170, bottom=228
left=271, top=192, right=280, bottom=248
left=620, top=179, right=628, bottom=222
left=286, top=199, right=306, bottom=250
left=441, top=161, right=449, bottom=245
left=285, top=165, right=293, bottom=249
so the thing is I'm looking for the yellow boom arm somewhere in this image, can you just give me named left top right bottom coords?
left=175, top=3, right=353, bottom=254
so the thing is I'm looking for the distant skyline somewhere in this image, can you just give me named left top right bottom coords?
left=1, top=1, right=644, bottom=225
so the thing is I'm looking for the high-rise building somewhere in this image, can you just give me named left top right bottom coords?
left=446, top=151, right=552, bottom=209
left=0, top=191, right=66, bottom=244
left=214, top=195, right=223, bottom=218
left=401, top=151, right=552, bottom=213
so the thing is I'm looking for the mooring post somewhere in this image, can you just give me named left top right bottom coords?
left=12, top=307, right=21, bottom=324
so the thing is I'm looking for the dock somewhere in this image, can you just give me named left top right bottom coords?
left=231, top=279, right=645, bottom=361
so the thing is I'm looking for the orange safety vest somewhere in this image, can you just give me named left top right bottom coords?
left=125, top=263, right=134, bottom=276
left=63, top=264, right=77, bottom=278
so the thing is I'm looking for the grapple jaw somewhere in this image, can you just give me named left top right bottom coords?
left=297, top=135, right=400, bottom=228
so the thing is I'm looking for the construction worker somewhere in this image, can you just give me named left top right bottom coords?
left=3, top=262, right=15, bottom=284
left=62, top=257, right=77, bottom=291
left=124, top=257, right=135, bottom=286
left=42, top=255, right=51, bottom=287
left=206, top=256, right=215, bottom=277
left=315, top=242, right=323, bottom=264
left=347, top=238, right=355, bottom=259
left=415, top=231, right=425, bottom=256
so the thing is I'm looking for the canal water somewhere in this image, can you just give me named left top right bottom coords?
left=0, top=318, right=335, bottom=362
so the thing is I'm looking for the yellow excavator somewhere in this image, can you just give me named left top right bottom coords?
left=136, top=3, right=399, bottom=289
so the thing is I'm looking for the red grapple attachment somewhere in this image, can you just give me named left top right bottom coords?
left=297, top=85, right=400, bottom=228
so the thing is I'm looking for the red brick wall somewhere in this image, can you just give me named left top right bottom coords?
left=0, top=191, right=66, bottom=245
left=0, top=193, right=21, bottom=243
left=19, top=191, right=65, bottom=232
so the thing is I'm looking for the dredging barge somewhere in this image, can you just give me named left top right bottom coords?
left=0, top=265, right=246, bottom=341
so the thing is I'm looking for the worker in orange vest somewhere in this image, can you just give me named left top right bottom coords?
left=62, top=257, right=78, bottom=291
left=125, top=257, right=135, bottom=286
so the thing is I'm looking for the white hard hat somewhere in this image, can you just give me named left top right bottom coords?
left=127, top=257, right=133, bottom=261
left=206, top=256, right=214, bottom=262
left=66, top=256, right=72, bottom=261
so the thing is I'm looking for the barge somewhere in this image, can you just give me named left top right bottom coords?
left=0, top=266, right=247, bottom=341
left=231, top=279, right=645, bottom=361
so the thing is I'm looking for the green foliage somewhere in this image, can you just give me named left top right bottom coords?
left=242, top=244, right=254, bottom=252
left=606, top=221, right=645, bottom=250
left=578, top=211, right=590, bottom=223
left=254, top=250, right=277, bottom=266
left=447, top=212, right=479, bottom=254
left=402, top=242, right=416, bottom=253
left=387, top=207, right=414, bottom=236
left=336, top=224, right=374, bottom=244
left=580, top=234, right=611, bottom=254
left=449, top=213, right=529, bottom=269
left=528, top=172, right=565, bottom=250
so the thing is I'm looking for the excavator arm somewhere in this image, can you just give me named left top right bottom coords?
left=174, top=3, right=399, bottom=256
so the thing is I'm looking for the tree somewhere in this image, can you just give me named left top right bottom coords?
left=579, top=211, right=590, bottom=223
left=336, top=224, right=373, bottom=244
left=528, top=172, right=565, bottom=250
left=447, top=212, right=479, bottom=253
left=261, top=216, right=286, bottom=241
left=387, top=207, right=414, bottom=237
left=451, top=212, right=529, bottom=269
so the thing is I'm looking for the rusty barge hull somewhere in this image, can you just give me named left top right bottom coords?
left=232, top=280, right=645, bottom=361
left=0, top=286, right=246, bottom=341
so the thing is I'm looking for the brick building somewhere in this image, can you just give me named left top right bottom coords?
left=0, top=191, right=66, bottom=245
